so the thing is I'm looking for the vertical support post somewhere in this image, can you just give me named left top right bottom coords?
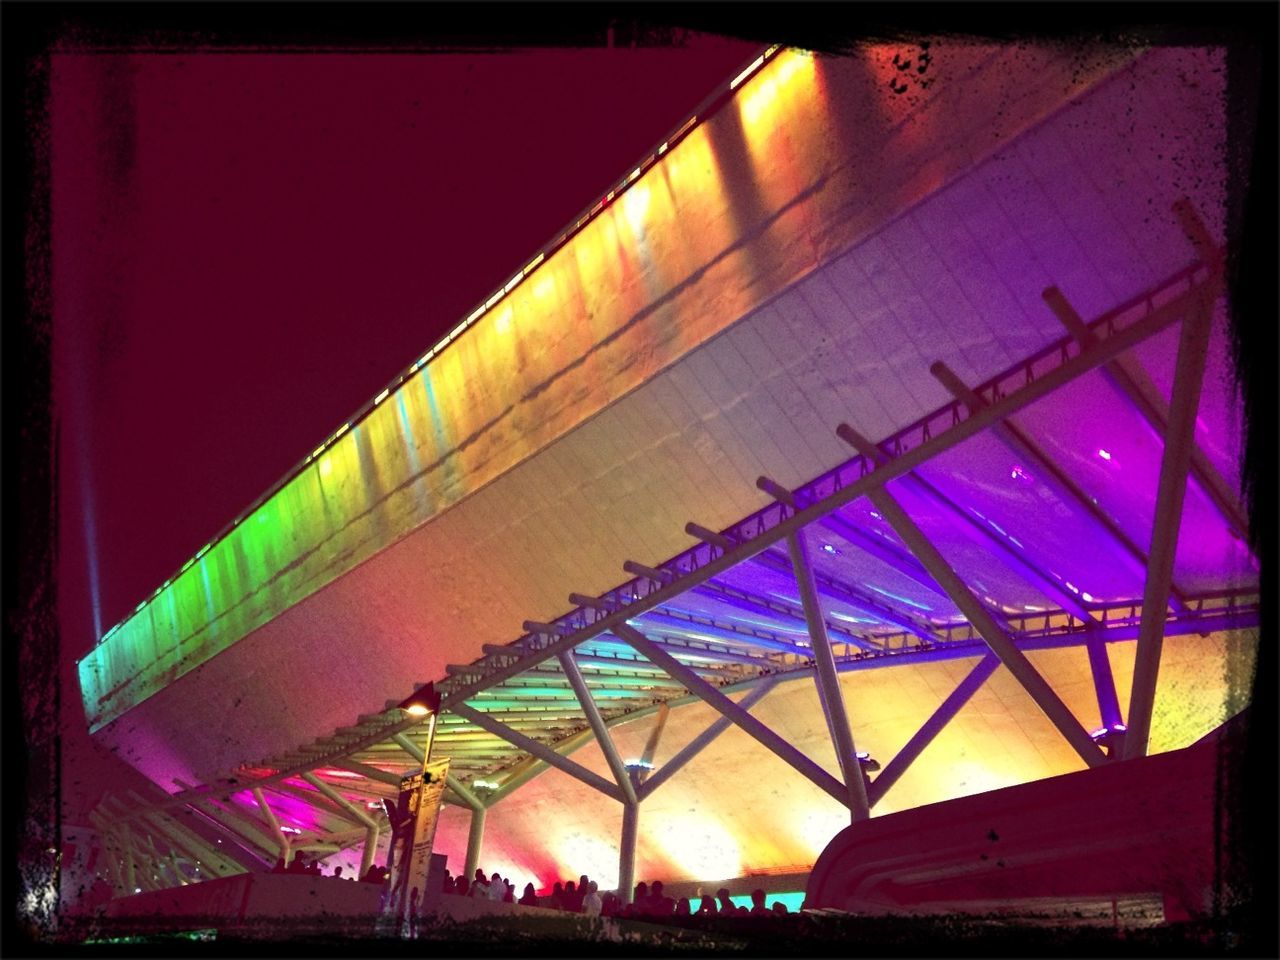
left=118, top=826, right=137, bottom=893
left=558, top=651, right=639, bottom=806
left=252, top=787, right=291, bottom=863
left=787, top=529, right=871, bottom=822
left=464, top=807, right=486, bottom=880
left=868, top=654, right=1000, bottom=806
left=618, top=794, right=638, bottom=904
left=837, top=424, right=1107, bottom=769
left=1083, top=633, right=1123, bottom=730
left=1124, top=300, right=1214, bottom=759
left=361, top=823, right=380, bottom=880
left=638, top=680, right=776, bottom=800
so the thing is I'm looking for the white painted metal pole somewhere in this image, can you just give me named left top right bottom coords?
left=787, top=529, right=871, bottom=822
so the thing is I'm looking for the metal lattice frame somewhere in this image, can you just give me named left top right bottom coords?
left=95, top=212, right=1257, bottom=896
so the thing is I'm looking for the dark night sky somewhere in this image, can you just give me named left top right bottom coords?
left=48, top=24, right=759, bottom=814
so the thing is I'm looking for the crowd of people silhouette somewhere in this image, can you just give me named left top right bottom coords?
left=439, top=866, right=792, bottom=919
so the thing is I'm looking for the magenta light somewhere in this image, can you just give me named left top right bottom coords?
left=1010, top=466, right=1031, bottom=482
left=1097, top=448, right=1113, bottom=461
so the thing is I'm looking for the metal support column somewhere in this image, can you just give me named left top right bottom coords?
left=558, top=651, right=639, bottom=806
left=464, top=806, right=486, bottom=880
left=1083, top=633, right=1124, bottom=731
left=838, top=424, right=1107, bottom=768
left=1124, top=297, right=1214, bottom=759
left=619, top=795, right=638, bottom=904
left=117, top=825, right=138, bottom=892
left=867, top=654, right=1000, bottom=806
left=450, top=702, right=624, bottom=802
left=360, top=823, right=380, bottom=881
left=786, top=528, right=871, bottom=821
left=638, top=680, right=776, bottom=800
left=614, top=623, right=848, bottom=804
left=300, top=772, right=383, bottom=878
left=252, top=787, right=291, bottom=863
left=486, top=729, right=599, bottom=806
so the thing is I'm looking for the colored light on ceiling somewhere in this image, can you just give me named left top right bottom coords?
left=654, top=815, right=743, bottom=881
left=1097, top=448, right=1113, bottom=461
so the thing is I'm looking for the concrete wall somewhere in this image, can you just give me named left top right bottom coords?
left=80, top=43, right=1136, bottom=732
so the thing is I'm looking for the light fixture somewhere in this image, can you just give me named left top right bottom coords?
left=855, top=751, right=881, bottom=772
left=1097, top=448, right=1113, bottom=461
left=397, top=683, right=441, bottom=718
left=821, top=543, right=839, bottom=556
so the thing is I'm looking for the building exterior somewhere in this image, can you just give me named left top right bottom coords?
left=76, top=43, right=1255, bottom=908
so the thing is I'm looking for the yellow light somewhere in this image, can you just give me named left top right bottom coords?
left=404, top=704, right=430, bottom=717
left=493, top=306, right=514, bottom=335
left=655, top=816, right=742, bottom=881
left=533, top=274, right=555, bottom=300
left=311, top=445, right=325, bottom=459
left=739, top=49, right=815, bottom=149
left=658, top=141, right=669, bottom=156
left=466, top=306, right=485, bottom=325
left=730, top=54, right=765, bottom=90
left=485, top=291, right=503, bottom=310
left=319, top=457, right=332, bottom=477
left=623, top=181, right=651, bottom=234
left=504, top=273, right=521, bottom=294
left=523, top=253, right=544, bottom=274
left=374, top=388, right=390, bottom=405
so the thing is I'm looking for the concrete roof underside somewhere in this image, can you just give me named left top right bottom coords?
left=83, top=44, right=1257, bottom=890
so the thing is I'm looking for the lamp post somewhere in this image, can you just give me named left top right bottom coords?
left=386, top=683, right=444, bottom=933
left=397, top=683, right=442, bottom=775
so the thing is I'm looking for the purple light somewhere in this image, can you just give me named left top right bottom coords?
left=1097, top=448, right=1113, bottom=461
left=821, top=543, right=839, bottom=556
left=1010, top=465, right=1031, bottom=482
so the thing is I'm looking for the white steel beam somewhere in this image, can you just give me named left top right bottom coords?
left=867, top=654, right=1000, bottom=806
left=558, top=650, right=639, bottom=806
left=450, top=274, right=1206, bottom=716
left=839, top=424, right=1107, bottom=769
left=637, top=679, right=775, bottom=800
left=786, top=528, right=871, bottom=821
left=1123, top=296, right=1215, bottom=759
left=614, top=623, right=849, bottom=805
left=449, top=702, right=624, bottom=803
left=251, top=788, right=291, bottom=863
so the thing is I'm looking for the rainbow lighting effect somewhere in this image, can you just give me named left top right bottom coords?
left=78, top=45, right=798, bottom=732
left=77, top=39, right=1257, bottom=909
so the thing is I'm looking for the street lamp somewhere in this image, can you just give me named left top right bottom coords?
left=396, top=683, right=442, bottom=776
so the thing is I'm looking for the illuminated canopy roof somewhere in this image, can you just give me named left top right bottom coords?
left=82, top=42, right=1256, bottom=893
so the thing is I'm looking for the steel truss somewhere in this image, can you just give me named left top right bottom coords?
left=96, top=206, right=1256, bottom=898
